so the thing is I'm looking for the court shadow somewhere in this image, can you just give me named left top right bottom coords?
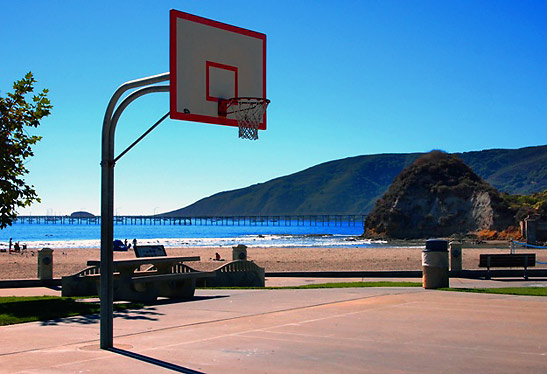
left=39, top=295, right=229, bottom=326
left=108, top=347, right=206, bottom=374
left=41, top=307, right=163, bottom=326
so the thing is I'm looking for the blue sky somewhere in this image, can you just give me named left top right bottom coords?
left=1, top=0, right=546, bottom=216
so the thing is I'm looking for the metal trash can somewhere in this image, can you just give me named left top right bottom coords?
left=37, top=247, right=54, bottom=280
left=449, top=241, right=462, bottom=272
left=422, top=239, right=449, bottom=289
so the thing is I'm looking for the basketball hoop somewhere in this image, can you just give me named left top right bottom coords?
left=219, top=97, right=270, bottom=140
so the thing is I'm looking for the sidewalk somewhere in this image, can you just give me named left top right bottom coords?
left=0, top=279, right=546, bottom=373
left=1, top=276, right=545, bottom=297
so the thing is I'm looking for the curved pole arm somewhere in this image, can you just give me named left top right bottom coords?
left=102, top=72, right=170, bottom=165
left=105, top=84, right=170, bottom=164
left=100, top=73, right=170, bottom=349
left=102, top=72, right=170, bottom=130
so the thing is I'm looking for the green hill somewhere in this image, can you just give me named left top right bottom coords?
left=163, top=145, right=547, bottom=217
left=458, top=146, right=547, bottom=194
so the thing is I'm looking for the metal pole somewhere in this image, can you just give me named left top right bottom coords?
left=100, top=72, right=169, bottom=349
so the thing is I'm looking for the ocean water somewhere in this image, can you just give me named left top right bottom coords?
left=0, top=220, right=386, bottom=249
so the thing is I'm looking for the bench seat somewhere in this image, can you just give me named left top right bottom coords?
left=479, top=253, right=536, bottom=280
left=128, top=270, right=216, bottom=301
left=132, top=271, right=216, bottom=283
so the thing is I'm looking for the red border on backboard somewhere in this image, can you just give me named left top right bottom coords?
left=205, top=61, right=238, bottom=102
left=169, top=9, right=267, bottom=130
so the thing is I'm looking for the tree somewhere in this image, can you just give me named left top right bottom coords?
left=0, top=72, right=52, bottom=228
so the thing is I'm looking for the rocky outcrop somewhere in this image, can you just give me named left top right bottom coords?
left=70, top=211, right=95, bottom=218
left=363, top=151, right=514, bottom=239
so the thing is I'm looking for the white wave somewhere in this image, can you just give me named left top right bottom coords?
left=10, top=235, right=388, bottom=249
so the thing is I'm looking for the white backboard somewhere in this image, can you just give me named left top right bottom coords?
left=170, top=10, right=267, bottom=130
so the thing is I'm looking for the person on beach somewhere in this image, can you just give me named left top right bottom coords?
left=14, top=242, right=20, bottom=252
left=132, top=238, right=137, bottom=249
left=8, top=238, right=13, bottom=252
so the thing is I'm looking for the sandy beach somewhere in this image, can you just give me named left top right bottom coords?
left=1, top=243, right=545, bottom=280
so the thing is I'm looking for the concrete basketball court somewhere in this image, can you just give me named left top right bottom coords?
left=0, top=280, right=546, bottom=373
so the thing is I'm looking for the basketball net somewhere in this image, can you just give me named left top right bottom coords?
left=220, top=98, right=270, bottom=140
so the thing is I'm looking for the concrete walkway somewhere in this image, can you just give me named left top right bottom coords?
left=0, top=279, right=546, bottom=373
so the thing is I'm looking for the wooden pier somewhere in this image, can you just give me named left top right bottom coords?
left=14, top=215, right=366, bottom=227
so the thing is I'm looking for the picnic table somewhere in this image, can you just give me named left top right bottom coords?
left=86, top=256, right=215, bottom=302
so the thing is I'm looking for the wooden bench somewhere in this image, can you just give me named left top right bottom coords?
left=479, top=253, right=536, bottom=280
left=85, top=256, right=215, bottom=302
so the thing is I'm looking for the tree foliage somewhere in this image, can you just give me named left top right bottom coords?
left=503, top=190, right=547, bottom=222
left=0, top=72, right=52, bottom=228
